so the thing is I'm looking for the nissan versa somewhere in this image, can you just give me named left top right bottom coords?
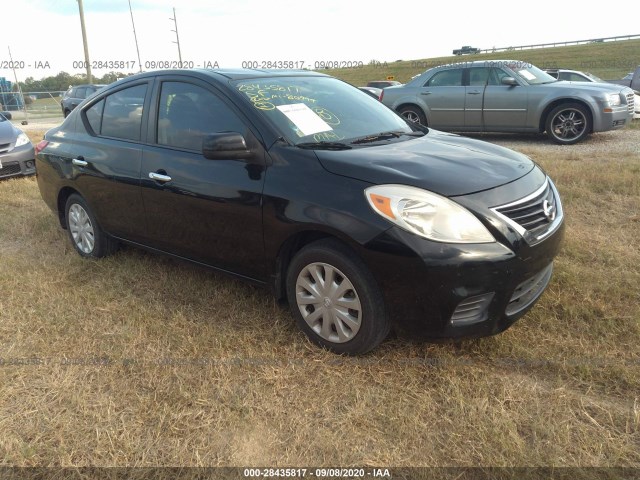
left=35, top=69, right=564, bottom=354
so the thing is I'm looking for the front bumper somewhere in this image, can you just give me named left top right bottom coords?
left=592, top=105, right=634, bottom=132
left=0, top=142, right=36, bottom=179
left=361, top=220, right=564, bottom=339
left=358, top=171, right=565, bottom=340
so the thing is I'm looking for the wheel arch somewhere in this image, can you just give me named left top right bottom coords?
left=395, top=102, right=428, bottom=125
left=57, top=186, right=81, bottom=229
left=539, top=98, right=594, bottom=133
left=273, top=230, right=364, bottom=301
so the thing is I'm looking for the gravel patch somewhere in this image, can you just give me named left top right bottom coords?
left=463, top=126, right=640, bottom=157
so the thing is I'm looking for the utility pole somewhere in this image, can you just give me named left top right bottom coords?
left=170, top=7, right=183, bottom=65
left=7, top=46, right=29, bottom=125
left=128, top=0, right=143, bottom=72
left=77, top=0, right=92, bottom=83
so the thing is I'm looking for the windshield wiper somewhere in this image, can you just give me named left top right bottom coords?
left=351, top=130, right=424, bottom=144
left=296, top=141, right=352, bottom=150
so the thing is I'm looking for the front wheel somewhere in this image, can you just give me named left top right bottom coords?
left=64, top=194, right=117, bottom=258
left=545, top=103, right=591, bottom=145
left=286, top=240, right=390, bottom=355
left=398, top=105, right=427, bottom=126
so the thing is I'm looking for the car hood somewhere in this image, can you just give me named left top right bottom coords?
left=315, top=130, right=535, bottom=196
left=0, top=120, right=18, bottom=144
left=552, top=80, right=630, bottom=94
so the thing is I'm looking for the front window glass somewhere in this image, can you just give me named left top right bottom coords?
left=157, top=81, right=246, bottom=151
left=234, top=76, right=412, bottom=145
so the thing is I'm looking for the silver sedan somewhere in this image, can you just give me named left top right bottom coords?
left=381, top=60, right=635, bottom=144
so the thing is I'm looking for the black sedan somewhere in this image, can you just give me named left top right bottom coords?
left=1, top=113, right=35, bottom=180
left=35, top=69, right=564, bottom=354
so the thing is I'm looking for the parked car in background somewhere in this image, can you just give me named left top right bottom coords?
left=36, top=68, right=564, bottom=354
left=543, top=68, right=604, bottom=83
left=453, top=46, right=480, bottom=55
left=381, top=60, right=635, bottom=144
left=605, top=67, right=640, bottom=91
left=60, top=84, right=106, bottom=117
left=358, top=86, right=382, bottom=100
left=545, top=68, right=640, bottom=120
left=0, top=112, right=35, bottom=180
left=366, top=80, right=402, bottom=89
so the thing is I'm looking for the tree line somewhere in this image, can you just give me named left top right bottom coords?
left=19, top=71, right=133, bottom=93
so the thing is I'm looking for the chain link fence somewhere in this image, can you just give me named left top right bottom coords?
left=1, top=91, right=65, bottom=128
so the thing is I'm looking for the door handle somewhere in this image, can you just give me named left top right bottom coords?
left=72, top=157, right=88, bottom=167
left=467, top=91, right=482, bottom=95
left=149, top=172, right=172, bottom=183
left=420, top=92, right=432, bottom=96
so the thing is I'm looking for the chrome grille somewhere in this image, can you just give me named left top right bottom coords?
left=506, top=264, right=553, bottom=316
left=491, top=178, right=563, bottom=246
left=627, top=93, right=635, bottom=114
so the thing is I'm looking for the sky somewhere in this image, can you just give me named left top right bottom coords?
left=2, top=0, right=636, bottom=86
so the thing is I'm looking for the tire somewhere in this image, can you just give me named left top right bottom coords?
left=545, top=103, right=591, bottom=145
left=64, top=194, right=117, bottom=258
left=286, top=239, right=390, bottom=355
left=398, top=105, right=427, bottom=126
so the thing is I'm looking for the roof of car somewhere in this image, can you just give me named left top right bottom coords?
left=430, top=60, right=527, bottom=69
left=201, top=68, right=328, bottom=80
left=112, top=69, right=329, bottom=85
left=543, top=68, right=580, bottom=73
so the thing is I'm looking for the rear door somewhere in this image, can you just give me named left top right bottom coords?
left=139, top=76, right=267, bottom=279
left=420, top=68, right=465, bottom=128
left=70, top=81, right=150, bottom=241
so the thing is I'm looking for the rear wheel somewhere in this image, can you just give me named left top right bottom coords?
left=64, top=194, right=117, bottom=258
left=286, top=240, right=390, bottom=355
left=545, top=103, right=591, bottom=144
left=398, top=105, right=427, bottom=126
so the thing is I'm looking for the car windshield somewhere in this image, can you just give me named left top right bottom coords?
left=506, top=64, right=557, bottom=85
left=234, top=76, right=414, bottom=145
left=585, top=72, right=604, bottom=82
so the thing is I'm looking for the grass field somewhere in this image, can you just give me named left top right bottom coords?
left=1, top=121, right=638, bottom=470
left=323, top=39, right=640, bottom=86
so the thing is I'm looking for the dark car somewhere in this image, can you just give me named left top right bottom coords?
left=60, top=84, right=106, bottom=117
left=0, top=113, right=35, bottom=179
left=36, top=69, right=564, bottom=354
left=453, top=46, right=480, bottom=55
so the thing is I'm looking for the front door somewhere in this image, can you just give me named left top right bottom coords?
left=140, top=78, right=267, bottom=280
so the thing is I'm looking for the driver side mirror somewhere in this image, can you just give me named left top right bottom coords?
left=501, top=77, right=518, bottom=86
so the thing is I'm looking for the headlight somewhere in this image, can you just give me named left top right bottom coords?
left=365, top=184, right=495, bottom=243
left=15, top=132, right=31, bottom=148
left=606, top=93, right=621, bottom=106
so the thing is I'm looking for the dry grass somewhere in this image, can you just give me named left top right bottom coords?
left=0, top=128, right=638, bottom=468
